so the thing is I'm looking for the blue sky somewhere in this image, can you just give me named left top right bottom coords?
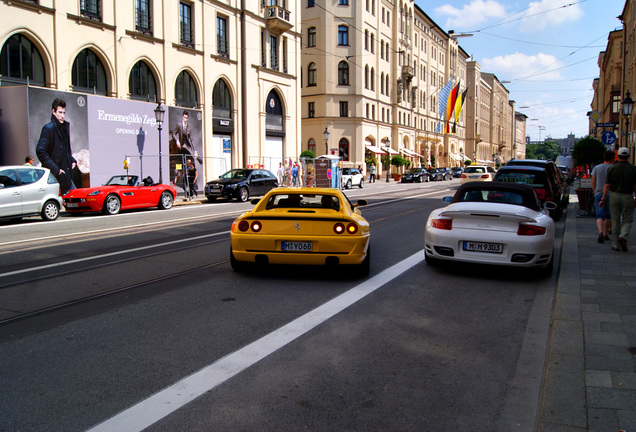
left=417, top=0, right=625, bottom=141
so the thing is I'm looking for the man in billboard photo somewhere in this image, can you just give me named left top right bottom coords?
left=170, top=110, right=202, bottom=164
left=36, top=98, right=77, bottom=194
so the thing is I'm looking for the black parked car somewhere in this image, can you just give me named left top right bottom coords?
left=493, top=165, right=564, bottom=220
left=451, top=167, right=464, bottom=178
left=427, top=168, right=449, bottom=181
left=205, top=168, right=278, bottom=202
left=401, top=167, right=429, bottom=183
left=438, top=168, right=454, bottom=180
left=505, top=160, right=567, bottom=208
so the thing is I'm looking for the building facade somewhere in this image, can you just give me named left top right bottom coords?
left=300, top=0, right=472, bottom=175
left=0, top=0, right=302, bottom=180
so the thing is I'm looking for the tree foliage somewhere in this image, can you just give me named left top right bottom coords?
left=525, top=141, right=561, bottom=161
left=571, top=136, right=606, bottom=167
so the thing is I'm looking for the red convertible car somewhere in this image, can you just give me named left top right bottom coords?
left=63, top=175, right=177, bottom=215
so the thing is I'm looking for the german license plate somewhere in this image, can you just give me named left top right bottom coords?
left=66, top=203, right=78, bottom=208
left=463, top=241, right=503, bottom=254
left=281, top=241, right=312, bottom=252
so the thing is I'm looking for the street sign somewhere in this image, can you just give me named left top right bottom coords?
left=589, top=110, right=602, bottom=123
left=601, top=131, right=617, bottom=146
left=596, top=122, right=617, bottom=128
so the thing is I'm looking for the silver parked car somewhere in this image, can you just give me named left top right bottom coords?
left=0, top=166, right=62, bottom=221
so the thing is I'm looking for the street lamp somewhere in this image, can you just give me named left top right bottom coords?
left=323, top=127, right=330, bottom=155
left=384, top=137, right=391, bottom=182
left=154, top=102, right=165, bottom=184
left=622, top=91, right=634, bottom=150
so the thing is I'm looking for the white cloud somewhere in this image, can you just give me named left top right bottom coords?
left=519, top=0, right=584, bottom=32
left=481, top=52, right=563, bottom=81
left=434, top=0, right=507, bottom=29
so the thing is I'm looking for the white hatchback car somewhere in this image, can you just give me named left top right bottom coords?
left=341, top=168, right=364, bottom=189
left=0, top=166, right=62, bottom=221
left=460, top=165, right=496, bottom=184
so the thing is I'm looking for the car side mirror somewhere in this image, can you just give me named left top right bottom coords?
left=353, top=199, right=368, bottom=208
left=442, top=196, right=453, bottom=202
left=544, top=201, right=558, bottom=211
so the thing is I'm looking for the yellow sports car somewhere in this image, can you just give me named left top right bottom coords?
left=230, top=187, right=371, bottom=275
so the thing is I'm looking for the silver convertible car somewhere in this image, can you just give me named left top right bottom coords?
left=424, top=182, right=557, bottom=276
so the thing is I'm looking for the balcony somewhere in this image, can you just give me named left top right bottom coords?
left=266, top=5, right=293, bottom=32
left=401, top=65, right=414, bottom=81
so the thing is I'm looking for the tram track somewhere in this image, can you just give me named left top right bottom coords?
left=0, top=185, right=453, bottom=327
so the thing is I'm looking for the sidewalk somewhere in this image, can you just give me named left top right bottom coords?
left=537, top=196, right=636, bottom=431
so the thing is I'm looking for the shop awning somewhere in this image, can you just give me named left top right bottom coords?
left=400, top=148, right=420, bottom=157
left=364, top=145, right=387, bottom=155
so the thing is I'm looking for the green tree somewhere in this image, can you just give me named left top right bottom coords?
left=526, top=141, right=561, bottom=161
left=571, top=136, right=606, bottom=167
left=300, top=149, right=316, bottom=159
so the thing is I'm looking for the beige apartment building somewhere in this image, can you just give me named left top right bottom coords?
left=0, top=0, right=302, bottom=179
left=300, top=0, right=520, bottom=176
left=591, top=0, right=636, bottom=164
left=464, top=61, right=518, bottom=166
left=590, top=29, right=623, bottom=148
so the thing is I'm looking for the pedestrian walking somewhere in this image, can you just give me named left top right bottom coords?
left=600, top=147, right=636, bottom=251
left=186, top=159, right=198, bottom=200
left=369, top=163, right=376, bottom=183
left=591, top=150, right=614, bottom=243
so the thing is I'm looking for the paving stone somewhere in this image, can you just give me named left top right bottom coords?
left=585, top=355, right=635, bottom=373
left=587, top=387, right=636, bottom=410
left=587, top=408, right=618, bottom=432
left=586, top=370, right=612, bottom=388
left=612, top=372, right=636, bottom=390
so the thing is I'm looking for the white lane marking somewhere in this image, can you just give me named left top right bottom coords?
left=0, top=231, right=229, bottom=278
left=86, top=250, right=425, bottom=432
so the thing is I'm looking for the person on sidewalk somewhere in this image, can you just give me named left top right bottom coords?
left=600, top=147, right=636, bottom=251
left=591, top=150, right=615, bottom=243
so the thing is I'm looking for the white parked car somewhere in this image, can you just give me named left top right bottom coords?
left=460, top=165, right=496, bottom=184
left=0, top=166, right=62, bottom=221
left=424, top=182, right=557, bottom=276
left=341, top=168, right=364, bottom=189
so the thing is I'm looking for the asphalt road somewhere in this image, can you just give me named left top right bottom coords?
left=0, top=180, right=563, bottom=431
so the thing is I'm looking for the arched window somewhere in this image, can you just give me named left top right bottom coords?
left=365, top=30, right=369, bottom=51
left=175, top=70, right=198, bottom=107
left=308, top=62, right=317, bottom=86
left=370, top=67, right=375, bottom=91
left=385, top=74, right=389, bottom=95
left=212, top=79, right=232, bottom=119
left=338, top=61, right=349, bottom=85
left=338, top=138, right=350, bottom=161
left=265, top=89, right=285, bottom=136
left=0, top=33, right=45, bottom=86
left=364, top=65, right=369, bottom=89
left=370, top=33, right=375, bottom=53
left=380, top=72, right=384, bottom=94
left=72, top=48, right=107, bottom=95
left=308, top=138, right=316, bottom=154
left=129, top=60, right=158, bottom=102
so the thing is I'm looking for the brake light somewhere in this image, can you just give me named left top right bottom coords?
left=237, top=220, right=249, bottom=232
left=481, top=174, right=490, bottom=179
left=431, top=218, right=452, bottom=230
left=251, top=221, right=262, bottom=232
left=346, top=223, right=358, bottom=234
left=517, top=224, right=547, bottom=236
left=334, top=222, right=345, bottom=234
left=461, top=174, right=467, bottom=178
left=534, top=188, right=546, bottom=200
